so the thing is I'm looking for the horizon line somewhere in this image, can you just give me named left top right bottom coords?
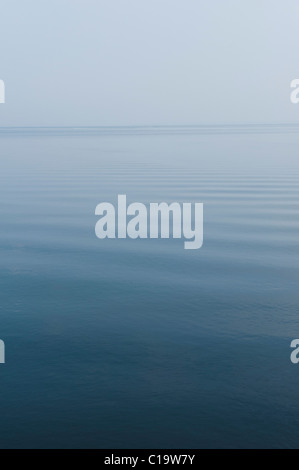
left=0, top=123, right=299, bottom=129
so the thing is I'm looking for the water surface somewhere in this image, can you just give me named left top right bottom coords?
left=0, top=126, right=299, bottom=448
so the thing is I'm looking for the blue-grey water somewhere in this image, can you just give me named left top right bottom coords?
left=0, top=126, right=299, bottom=449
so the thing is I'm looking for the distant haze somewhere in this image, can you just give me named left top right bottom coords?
left=0, top=0, right=298, bottom=126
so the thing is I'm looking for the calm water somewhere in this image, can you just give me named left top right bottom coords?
left=0, top=126, right=299, bottom=449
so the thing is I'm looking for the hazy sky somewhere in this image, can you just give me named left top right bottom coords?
left=0, top=0, right=299, bottom=126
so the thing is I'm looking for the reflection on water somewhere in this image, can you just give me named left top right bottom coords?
left=0, top=126, right=299, bottom=448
